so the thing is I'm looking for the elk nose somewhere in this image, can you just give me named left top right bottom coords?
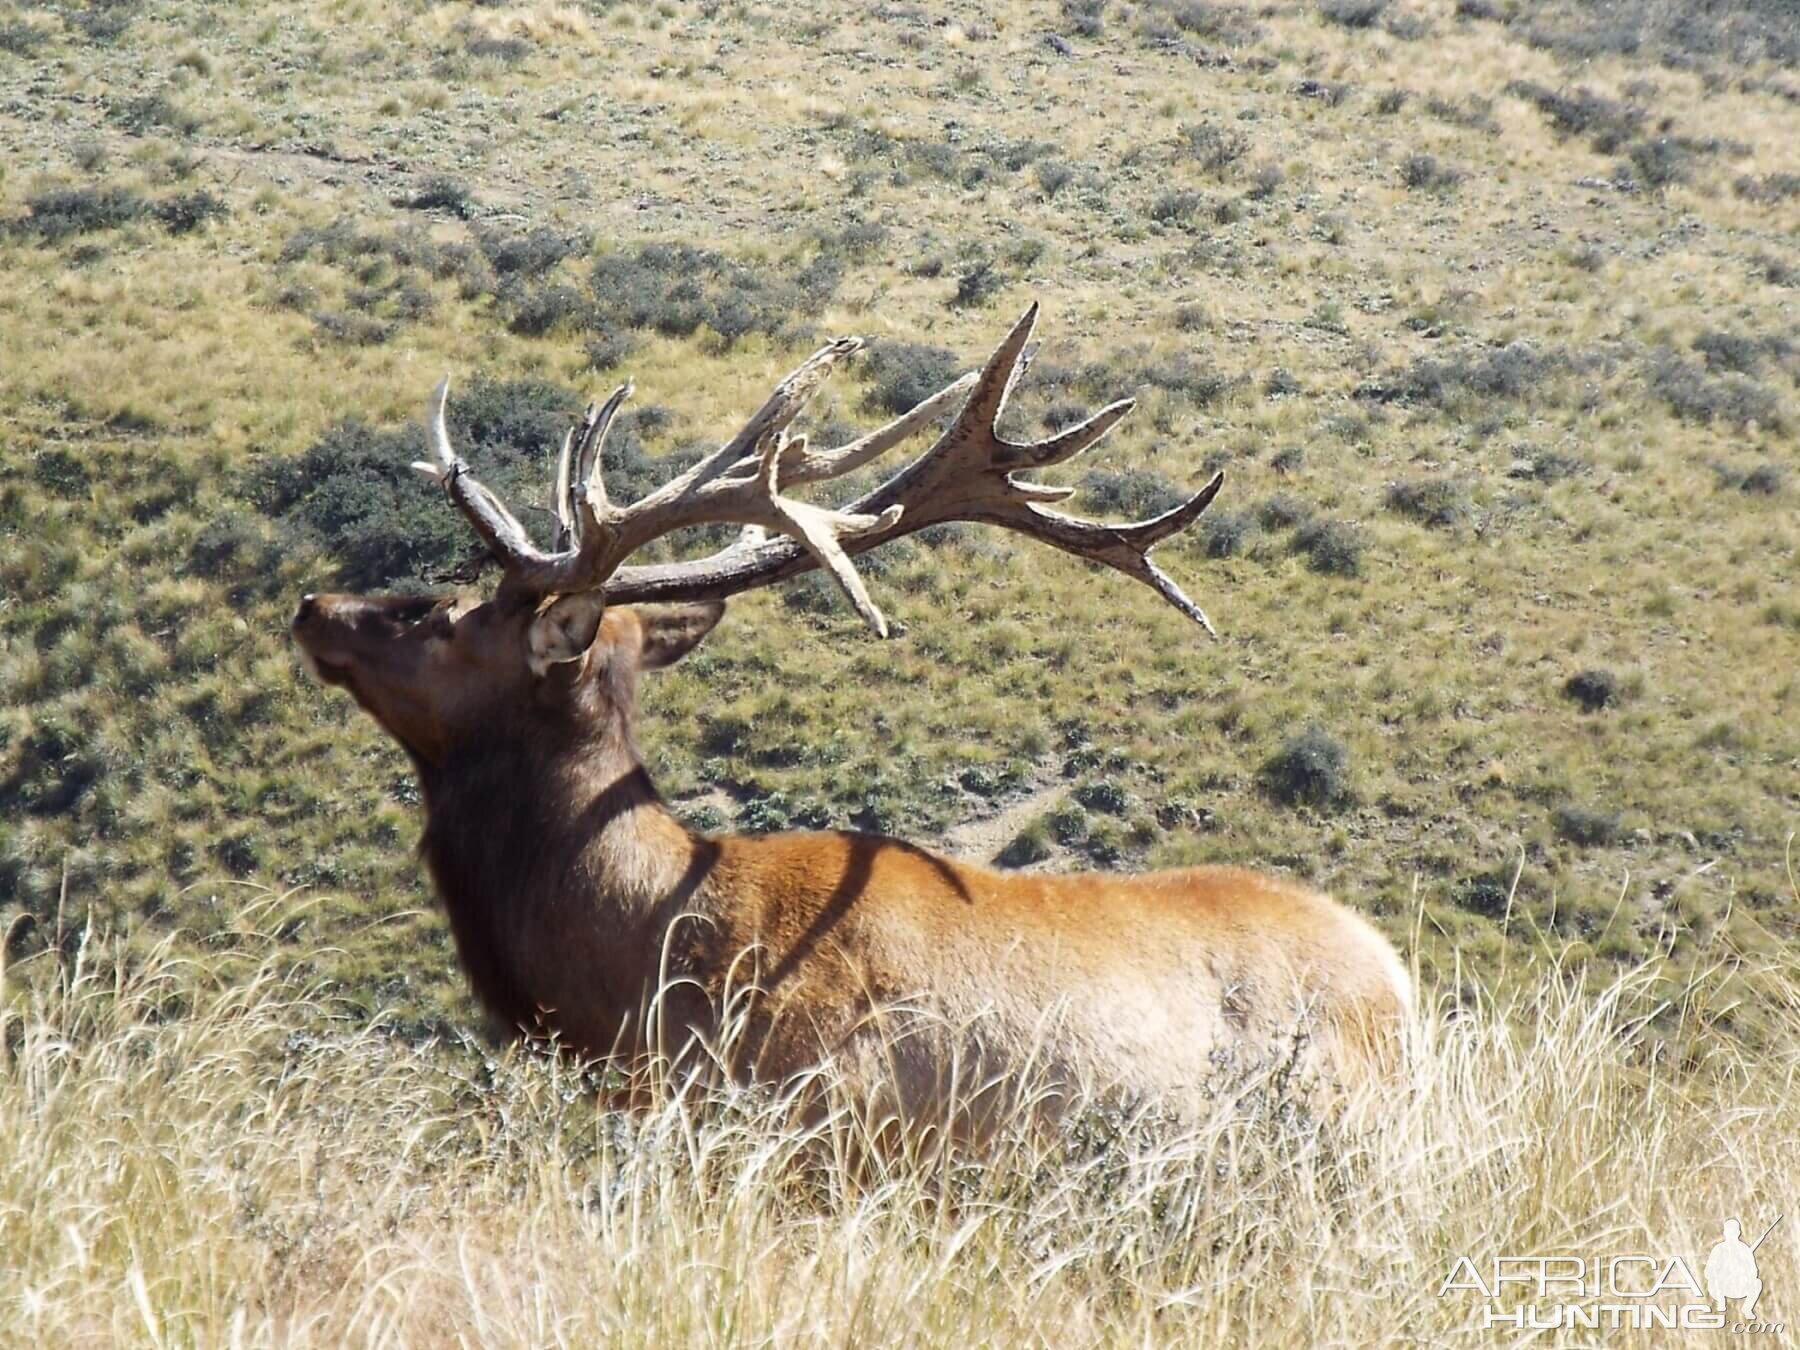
left=293, top=594, right=318, bottom=625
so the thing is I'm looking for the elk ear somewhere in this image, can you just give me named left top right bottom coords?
left=638, top=601, right=726, bottom=670
left=527, top=592, right=609, bottom=677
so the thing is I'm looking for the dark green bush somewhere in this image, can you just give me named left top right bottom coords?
left=590, top=242, right=833, bottom=345
left=1047, top=803, right=1091, bottom=846
left=14, top=187, right=145, bottom=241
left=401, top=176, right=477, bottom=218
left=501, top=281, right=593, bottom=337
left=1260, top=726, right=1352, bottom=808
left=1198, top=510, right=1258, bottom=557
left=1079, top=467, right=1185, bottom=519
left=861, top=340, right=963, bottom=416
left=0, top=19, right=50, bottom=54
left=998, top=822, right=1054, bottom=868
left=951, top=259, right=1005, bottom=309
left=252, top=377, right=588, bottom=589
left=1622, top=138, right=1689, bottom=189
left=1294, top=518, right=1364, bottom=576
left=1385, top=476, right=1470, bottom=528
left=1400, top=154, right=1464, bottom=191
left=1256, top=492, right=1313, bottom=529
left=1318, top=0, right=1387, bottom=28
left=1150, top=189, right=1203, bottom=224
left=1553, top=804, right=1620, bottom=847
left=477, top=226, right=586, bottom=277
left=1645, top=350, right=1782, bottom=426
left=1036, top=160, right=1075, bottom=197
left=151, top=190, right=228, bottom=235
left=1563, top=668, right=1619, bottom=711
left=33, top=450, right=92, bottom=497
left=1074, top=779, right=1130, bottom=814
left=1504, top=81, right=1645, bottom=152
left=1177, top=121, right=1248, bottom=173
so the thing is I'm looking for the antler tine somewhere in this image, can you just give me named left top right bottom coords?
left=686, top=336, right=867, bottom=489
left=598, top=304, right=1227, bottom=635
left=949, top=300, right=1040, bottom=445
left=566, top=382, right=631, bottom=548
left=410, top=376, right=548, bottom=573
left=752, top=430, right=900, bottom=636
left=552, top=427, right=576, bottom=551
left=1011, top=472, right=1226, bottom=635
left=779, top=370, right=979, bottom=485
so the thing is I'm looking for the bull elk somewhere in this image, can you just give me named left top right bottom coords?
left=291, top=304, right=1410, bottom=1120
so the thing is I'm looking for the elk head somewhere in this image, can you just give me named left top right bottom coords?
left=291, top=303, right=1227, bottom=770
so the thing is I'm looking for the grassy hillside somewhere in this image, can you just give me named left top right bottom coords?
left=0, top=0, right=1796, bottom=1048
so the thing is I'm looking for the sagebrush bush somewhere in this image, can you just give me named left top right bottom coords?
left=1400, top=154, right=1463, bottom=191
left=1391, top=341, right=1568, bottom=409
left=951, top=259, right=1005, bottom=309
left=861, top=340, right=964, bottom=416
left=1079, top=467, right=1185, bottom=519
left=251, top=377, right=594, bottom=588
left=1505, top=81, right=1645, bottom=152
left=1260, top=726, right=1352, bottom=808
left=151, top=190, right=228, bottom=235
left=1198, top=509, right=1258, bottom=558
left=1645, top=349, right=1782, bottom=426
left=1553, top=803, right=1621, bottom=847
left=1294, top=518, right=1364, bottom=576
left=1622, top=137, right=1690, bottom=189
left=589, top=242, right=834, bottom=345
left=1142, top=0, right=1264, bottom=47
left=1035, top=159, right=1075, bottom=197
left=1563, top=668, right=1619, bottom=712
left=0, top=19, right=49, bottom=54
left=1318, top=0, right=1387, bottom=29
left=1385, top=477, right=1470, bottom=528
left=13, top=187, right=146, bottom=241
left=1177, top=121, right=1249, bottom=173
left=997, top=820, right=1053, bottom=867
left=1257, top=492, right=1313, bottom=529
left=478, top=225, right=586, bottom=277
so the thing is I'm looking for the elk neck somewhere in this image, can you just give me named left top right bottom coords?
left=412, top=702, right=708, bottom=936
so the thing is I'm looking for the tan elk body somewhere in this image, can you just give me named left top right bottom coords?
left=292, top=306, right=1411, bottom=1117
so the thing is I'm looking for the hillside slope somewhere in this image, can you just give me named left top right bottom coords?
left=0, top=0, right=1796, bottom=1042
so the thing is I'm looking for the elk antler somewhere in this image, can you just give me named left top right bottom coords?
left=415, top=303, right=1226, bottom=636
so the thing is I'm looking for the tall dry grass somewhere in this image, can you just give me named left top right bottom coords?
left=2, top=885, right=1796, bottom=1347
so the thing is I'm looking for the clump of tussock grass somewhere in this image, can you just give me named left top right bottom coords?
left=3, top=893, right=1795, bottom=1345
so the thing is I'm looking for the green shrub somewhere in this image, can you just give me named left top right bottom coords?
left=997, top=820, right=1054, bottom=868
left=401, top=176, right=477, bottom=218
left=1260, top=726, right=1352, bottom=808
left=1079, top=468, right=1185, bottom=519
left=1400, top=154, right=1464, bottom=191
left=1563, top=669, right=1619, bottom=712
left=152, top=190, right=228, bottom=235
left=1553, top=804, right=1620, bottom=847
left=1198, top=510, right=1258, bottom=557
left=252, top=377, right=588, bottom=589
left=590, top=242, right=833, bottom=345
left=1293, top=518, right=1364, bottom=576
left=1384, top=477, right=1470, bottom=528
left=14, top=187, right=145, bottom=241
left=861, top=340, right=964, bottom=416
left=1318, top=0, right=1387, bottom=28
